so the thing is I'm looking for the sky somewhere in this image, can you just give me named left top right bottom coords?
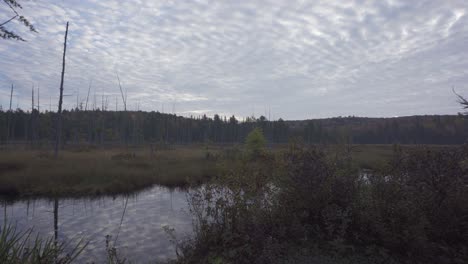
left=0, top=0, right=467, bottom=120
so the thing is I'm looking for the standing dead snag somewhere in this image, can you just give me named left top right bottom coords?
left=116, top=73, right=128, bottom=144
left=85, top=79, right=91, bottom=111
left=6, top=84, right=14, bottom=144
left=31, top=85, right=35, bottom=147
left=37, top=84, right=40, bottom=112
left=37, top=85, right=40, bottom=146
left=9, top=84, right=13, bottom=111
left=116, top=73, right=127, bottom=111
left=55, top=22, right=69, bottom=158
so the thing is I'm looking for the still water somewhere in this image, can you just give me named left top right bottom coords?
left=0, top=186, right=193, bottom=263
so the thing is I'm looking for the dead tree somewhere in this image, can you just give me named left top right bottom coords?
left=116, top=73, right=126, bottom=111
left=116, top=73, right=128, bottom=144
left=6, top=84, right=14, bottom=145
left=85, top=80, right=91, bottom=111
left=37, top=84, right=40, bottom=112
left=55, top=22, right=69, bottom=158
left=32, top=85, right=34, bottom=112
left=31, top=85, right=35, bottom=147
left=37, top=85, right=40, bottom=146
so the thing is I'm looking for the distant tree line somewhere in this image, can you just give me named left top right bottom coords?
left=0, top=109, right=288, bottom=146
left=0, top=109, right=467, bottom=146
left=297, top=115, right=468, bottom=144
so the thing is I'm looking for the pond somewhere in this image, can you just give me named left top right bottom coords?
left=0, top=186, right=193, bottom=263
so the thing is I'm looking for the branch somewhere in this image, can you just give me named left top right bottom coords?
left=0, top=15, right=17, bottom=27
left=452, top=87, right=468, bottom=109
left=2, top=0, right=36, bottom=32
left=3, top=0, right=21, bottom=16
left=3, top=0, right=22, bottom=9
left=0, top=25, right=24, bottom=41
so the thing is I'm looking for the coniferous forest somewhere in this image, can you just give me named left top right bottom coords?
left=1, top=109, right=467, bottom=146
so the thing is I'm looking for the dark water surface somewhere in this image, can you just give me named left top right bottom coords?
left=0, top=186, right=193, bottom=263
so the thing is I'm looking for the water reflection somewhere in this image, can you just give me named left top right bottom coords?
left=0, top=186, right=193, bottom=263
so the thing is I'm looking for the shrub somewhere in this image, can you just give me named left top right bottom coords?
left=245, top=128, right=266, bottom=159
left=176, top=144, right=468, bottom=264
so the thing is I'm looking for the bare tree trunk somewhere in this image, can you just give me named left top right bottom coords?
left=37, top=85, right=40, bottom=146
left=85, top=79, right=91, bottom=111
left=37, top=84, right=40, bottom=112
left=9, top=84, right=13, bottom=111
left=6, top=84, right=14, bottom=145
left=55, top=22, right=69, bottom=158
left=32, top=85, right=34, bottom=111
left=116, top=73, right=128, bottom=145
left=31, top=85, right=35, bottom=148
left=116, top=73, right=126, bottom=111
left=76, top=87, right=79, bottom=110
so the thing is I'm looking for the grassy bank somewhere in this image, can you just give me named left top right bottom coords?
left=0, top=144, right=453, bottom=198
left=0, top=145, right=223, bottom=197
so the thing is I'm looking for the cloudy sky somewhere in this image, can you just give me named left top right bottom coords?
left=0, top=0, right=467, bottom=119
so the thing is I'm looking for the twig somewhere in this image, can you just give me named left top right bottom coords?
left=0, top=15, right=18, bottom=27
left=452, top=87, right=468, bottom=109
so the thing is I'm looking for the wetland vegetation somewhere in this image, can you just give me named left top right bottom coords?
left=1, top=131, right=466, bottom=263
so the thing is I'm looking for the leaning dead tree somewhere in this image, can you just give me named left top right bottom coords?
left=116, top=73, right=127, bottom=111
left=54, top=22, right=69, bottom=158
left=85, top=79, right=91, bottom=111
left=116, top=73, right=129, bottom=145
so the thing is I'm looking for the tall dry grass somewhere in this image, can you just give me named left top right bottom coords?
left=0, top=146, right=222, bottom=197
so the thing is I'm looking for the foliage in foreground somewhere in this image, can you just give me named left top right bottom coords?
left=174, top=144, right=468, bottom=264
left=0, top=223, right=86, bottom=263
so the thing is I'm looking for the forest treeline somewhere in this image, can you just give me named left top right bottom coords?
left=0, top=109, right=467, bottom=145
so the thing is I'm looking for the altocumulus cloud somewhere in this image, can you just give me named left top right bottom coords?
left=0, top=0, right=467, bottom=119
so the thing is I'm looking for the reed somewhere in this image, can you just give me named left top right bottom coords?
left=0, top=222, right=87, bottom=263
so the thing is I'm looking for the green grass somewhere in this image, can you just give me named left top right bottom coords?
left=0, top=146, right=224, bottom=198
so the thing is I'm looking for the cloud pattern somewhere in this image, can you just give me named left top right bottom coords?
left=0, top=0, right=467, bottom=119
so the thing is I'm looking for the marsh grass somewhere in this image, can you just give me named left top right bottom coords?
left=0, top=143, right=451, bottom=198
left=0, top=223, right=87, bottom=263
left=0, top=146, right=223, bottom=197
left=321, top=144, right=455, bottom=170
